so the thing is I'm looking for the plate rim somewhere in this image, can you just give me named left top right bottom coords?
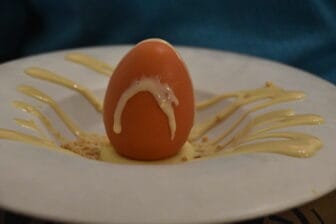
left=0, top=45, right=335, bottom=224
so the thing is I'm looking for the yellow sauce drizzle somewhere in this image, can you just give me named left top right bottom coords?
left=12, top=101, right=69, bottom=143
left=0, top=128, right=58, bottom=149
left=193, top=109, right=324, bottom=158
left=211, top=109, right=295, bottom=145
left=190, top=82, right=305, bottom=141
left=14, top=118, right=45, bottom=136
left=17, top=85, right=84, bottom=137
left=0, top=53, right=325, bottom=163
left=220, top=132, right=322, bottom=158
left=25, top=67, right=103, bottom=112
left=0, top=128, right=78, bottom=156
left=65, top=52, right=113, bottom=76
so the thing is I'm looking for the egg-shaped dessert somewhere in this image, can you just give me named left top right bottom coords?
left=103, top=39, right=195, bottom=161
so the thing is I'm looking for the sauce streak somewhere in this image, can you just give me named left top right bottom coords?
left=13, top=101, right=69, bottom=143
left=0, top=53, right=325, bottom=163
left=113, top=77, right=179, bottom=140
left=65, top=52, right=113, bottom=76
left=0, top=128, right=58, bottom=149
left=193, top=110, right=323, bottom=158
left=17, top=85, right=84, bottom=137
left=0, top=128, right=78, bottom=156
left=190, top=82, right=305, bottom=140
left=221, top=132, right=322, bottom=158
left=14, top=118, right=45, bottom=137
left=25, top=67, right=103, bottom=112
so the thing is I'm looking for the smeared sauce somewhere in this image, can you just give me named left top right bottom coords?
left=100, top=141, right=196, bottom=164
left=0, top=52, right=325, bottom=164
left=113, top=77, right=179, bottom=139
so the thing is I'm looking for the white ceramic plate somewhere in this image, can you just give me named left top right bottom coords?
left=0, top=46, right=336, bottom=224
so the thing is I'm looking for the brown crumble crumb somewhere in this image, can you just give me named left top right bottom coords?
left=60, top=134, right=108, bottom=160
left=244, top=93, right=251, bottom=98
left=193, top=155, right=202, bottom=159
left=181, top=156, right=188, bottom=162
left=265, top=81, right=273, bottom=87
left=201, top=136, right=209, bottom=142
left=215, top=144, right=222, bottom=152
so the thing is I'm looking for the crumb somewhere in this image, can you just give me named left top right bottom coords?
left=265, top=81, right=273, bottom=87
left=201, top=136, right=209, bottom=142
left=61, top=134, right=108, bottom=160
left=215, top=144, right=222, bottom=152
left=181, top=156, right=188, bottom=162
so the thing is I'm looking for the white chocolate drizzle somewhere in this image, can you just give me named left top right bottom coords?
left=113, top=77, right=179, bottom=140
